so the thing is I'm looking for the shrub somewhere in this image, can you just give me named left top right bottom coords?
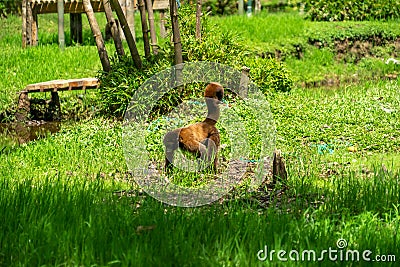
left=0, top=0, right=21, bottom=18
left=203, top=0, right=238, bottom=15
left=244, top=57, right=293, bottom=93
left=98, top=5, right=293, bottom=118
left=304, top=0, right=400, bottom=21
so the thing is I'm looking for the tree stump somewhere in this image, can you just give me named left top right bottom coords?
left=272, top=149, right=287, bottom=186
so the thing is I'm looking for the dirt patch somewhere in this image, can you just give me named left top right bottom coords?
left=316, top=37, right=400, bottom=63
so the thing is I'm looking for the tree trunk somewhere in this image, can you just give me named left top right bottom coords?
left=103, top=0, right=125, bottom=57
left=57, top=0, right=65, bottom=50
left=272, top=149, right=287, bottom=185
left=22, top=0, right=27, bottom=48
left=195, top=0, right=202, bottom=41
left=126, top=0, right=136, bottom=40
left=159, top=11, right=167, bottom=38
left=138, top=0, right=151, bottom=58
left=238, top=0, right=244, bottom=15
left=145, top=0, right=158, bottom=54
left=83, top=0, right=111, bottom=72
left=255, top=0, right=261, bottom=14
left=70, top=13, right=83, bottom=44
left=169, top=0, right=183, bottom=83
left=110, top=0, right=142, bottom=69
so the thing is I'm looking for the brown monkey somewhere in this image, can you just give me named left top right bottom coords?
left=163, top=82, right=224, bottom=172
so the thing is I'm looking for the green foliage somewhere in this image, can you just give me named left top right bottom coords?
left=203, top=0, right=238, bottom=15
left=98, top=5, right=293, bottom=117
left=0, top=0, right=21, bottom=18
left=245, top=56, right=293, bottom=92
left=305, top=0, right=400, bottom=21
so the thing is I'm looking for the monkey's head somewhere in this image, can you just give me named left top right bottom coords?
left=204, top=82, right=224, bottom=102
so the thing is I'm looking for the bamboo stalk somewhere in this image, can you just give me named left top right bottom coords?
left=195, top=0, right=202, bottom=41
left=22, top=0, right=27, bottom=48
left=103, top=0, right=125, bottom=57
left=111, top=0, right=142, bottom=69
left=138, top=0, right=151, bottom=58
left=83, top=0, right=111, bottom=72
left=126, top=0, right=136, bottom=40
left=145, top=0, right=158, bottom=54
left=159, top=11, right=167, bottom=38
left=169, top=0, right=183, bottom=84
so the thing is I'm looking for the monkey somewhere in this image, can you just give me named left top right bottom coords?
left=163, top=82, right=224, bottom=172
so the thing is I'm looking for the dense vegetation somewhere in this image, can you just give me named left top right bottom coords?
left=305, top=0, right=400, bottom=21
left=98, top=7, right=292, bottom=117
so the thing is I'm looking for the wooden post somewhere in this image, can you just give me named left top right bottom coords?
left=103, top=0, right=125, bottom=57
left=58, top=0, right=65, bottom=50
left=32, top=8, right=38, bottom=46
left=49, top=92, right=61, bottom=121
left=111, top=0, right=143, bottom=69
left=195, top=0, right=202, bottom=41
left=255, top=0, right=261, bottom=14
left=22, top=0, right=27, bottom=48
left=26, top=0, right=33, bottom=45
left=238, top=0, right=244, bottom=15
left=83, top=0, right=111, bottom=72
left=138, top=0, right=151, bottom=58
left=145, top=0, right=158, bottom=54
left=126, top=0, right=136, bottom=40
left=159, top=11, right=167, bottom=38
left=16, top=92, right=30, bottom=122
left=70, top=13, right=83, bottom=44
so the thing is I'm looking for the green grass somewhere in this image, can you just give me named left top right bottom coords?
left=0, top=9, right=400, bottom=266
left=212, top=12, right=400, bottom=84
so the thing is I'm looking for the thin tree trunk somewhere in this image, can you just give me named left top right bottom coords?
left=26, top=0, right=33, bottom=45
left=238, top=0, right=244, bottom=15
left=22, top=0, right=27, bottom=48
left=255, top=0, right=261, bottom=14
left=159, top=11, right=167, bottom=38
left=138, top=0, right=151, bottom=58
left=111, top=0, right=142, bottom=69
left=57, top=0, right=65, bottom=49
left=195, top=0, right=202, bottom=41
left=83, top=0, right=111, bottom=72
left=32, top=9, right=38, bottom=46
left=70, top=13, right=83, bottom=44
left=103, top=0, right=125, bottom=57
left=169, top=0, right=183, bottom=64
left=145, top=0, right=158, bottom=54
left=126, top=0, right=136, bottom=40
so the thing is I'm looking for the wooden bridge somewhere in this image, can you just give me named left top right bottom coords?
left=17, top=78, right=99, bottom=121
left=22, top=0, right=168, bottom=48
left=22, top=0, right=138, bottom=47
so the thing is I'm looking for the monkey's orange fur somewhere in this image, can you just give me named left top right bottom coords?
left=163, top=82, right=224, bottom=171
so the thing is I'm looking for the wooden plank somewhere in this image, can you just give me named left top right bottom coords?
left=24, top=78, right=99, bottom=93
left=153, top=0, right=168, bottom=10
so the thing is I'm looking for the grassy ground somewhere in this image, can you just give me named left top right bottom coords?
left=0, top=10, right=399, bottom=266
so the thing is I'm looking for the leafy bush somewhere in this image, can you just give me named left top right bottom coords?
left=203, top=0, right=238, bottom=15
left=0, top=0, right=21, bottom=18
left=305, top=0, right=400, bottom=21
left=98, top=5, right=293, bottom=118
left=245, top=57, right=293, bottom=93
